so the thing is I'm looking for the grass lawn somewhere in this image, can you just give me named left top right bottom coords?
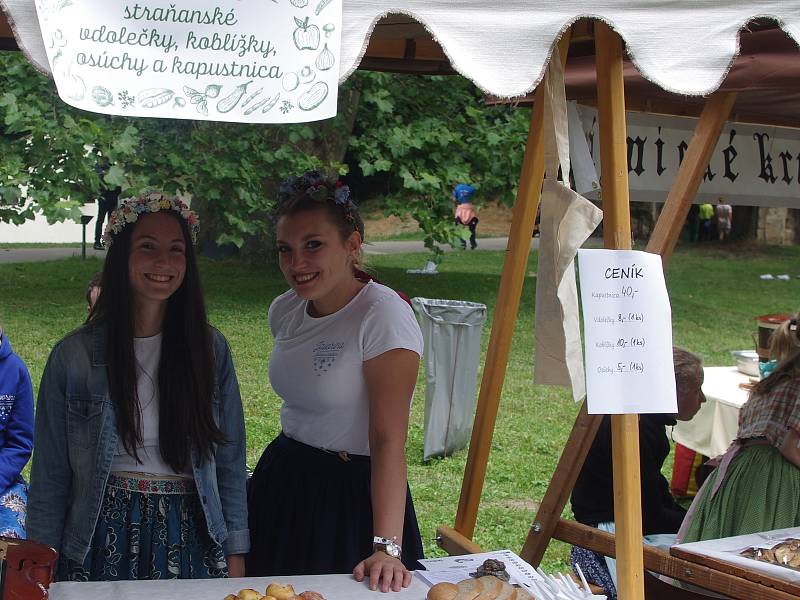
left=2, top=242, right=799, bottom=572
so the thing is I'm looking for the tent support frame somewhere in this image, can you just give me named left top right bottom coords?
left=439, top=22, right=772, bottom=600
left=453, top=33, right=571, bottom=539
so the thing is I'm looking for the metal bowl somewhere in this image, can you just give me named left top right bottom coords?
left=731, top=350, right=760, bottom=377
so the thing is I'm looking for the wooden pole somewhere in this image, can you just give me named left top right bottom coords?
left=520, top=403, right=602, bottom=565
left=646, top=92, right=737, bottom=266
left=453, top=34, right=571, bottom=538
left=595, top=22, right=644, bottom=600
left=521, top=57, right=738, bottom=578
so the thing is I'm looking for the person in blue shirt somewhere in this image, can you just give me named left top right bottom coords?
left=453, top=183, right=479, bottom=249
left=0, top=326, right=34, bottom=539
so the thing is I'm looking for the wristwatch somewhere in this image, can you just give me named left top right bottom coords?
left=373, top=536, right=402, bottom=559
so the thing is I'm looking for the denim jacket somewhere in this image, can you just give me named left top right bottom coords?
left=27, top=323, right=249, bottom=563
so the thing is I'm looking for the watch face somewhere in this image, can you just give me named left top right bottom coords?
left=387, top=545, right=400, bottom=558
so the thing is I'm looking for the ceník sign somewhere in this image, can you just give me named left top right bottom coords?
left=35, top=0, right=342, bottom=124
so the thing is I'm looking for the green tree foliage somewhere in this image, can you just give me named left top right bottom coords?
left=0, top=51, right=350, bottom=254
left=347, top=72, right=531, bottom=257
left=1, top=52, right=531, bottom=257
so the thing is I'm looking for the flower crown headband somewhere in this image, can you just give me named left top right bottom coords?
left=102, top=192, right=200, bottom=247
left=273, top=171, right=359, bottom=231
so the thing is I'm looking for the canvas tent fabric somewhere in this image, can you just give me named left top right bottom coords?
left=2, top=0, right=799, bottom=99
left=540, top=27, right=800, bottom=129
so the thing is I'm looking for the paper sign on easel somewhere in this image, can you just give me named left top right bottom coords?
left=577, top=249, right=677, bottom=414
left=34, top=0, right=342, bottom=123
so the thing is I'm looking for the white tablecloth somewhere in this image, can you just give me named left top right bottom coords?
left=671, top=366, right=752, bottom=458
left=49, top=573, right=431, bottom=600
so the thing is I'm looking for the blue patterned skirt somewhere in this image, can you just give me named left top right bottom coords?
left=0, top=477, right=28, bottom=539
left=59, top=474, right=227, bottom=581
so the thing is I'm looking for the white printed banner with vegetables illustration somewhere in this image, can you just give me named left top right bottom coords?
left=34, top=0, right=342, bottom=123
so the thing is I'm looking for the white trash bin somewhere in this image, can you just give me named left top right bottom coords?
left=411, top=297, right=487, bottom=460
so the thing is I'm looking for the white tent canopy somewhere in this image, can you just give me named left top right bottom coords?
left=3, top=0, right=799, bottom=98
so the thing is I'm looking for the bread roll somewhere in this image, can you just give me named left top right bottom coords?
left=298, top=592, right=326, bottom=600
left=426, top=582, right=458, bottom=600
left=476, top=576, right=505, bottom=599
left=224, top=595, right=239, bottom=600
left=455, top=577, right=484, bottom=600
left=265, top=583, right=295, bottom=600
left=238, top=589, right=264, bottom=600
left=493, top=581, right=516, bottom=600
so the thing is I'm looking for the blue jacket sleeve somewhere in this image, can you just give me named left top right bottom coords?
left=26, top=346, right=72, bottom=551
left=0, top=360, right=34, bottom=493
left=213, top=332, right=250, bottom=556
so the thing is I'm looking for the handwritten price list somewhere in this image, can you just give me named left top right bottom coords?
left=578, top=249, right=678, bottom=415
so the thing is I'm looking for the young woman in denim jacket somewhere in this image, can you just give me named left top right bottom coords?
left=27, top=193, right=249, bottom=581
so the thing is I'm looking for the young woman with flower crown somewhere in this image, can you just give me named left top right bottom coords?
left=246, top=172, right=425, bottom=591
left=27, top=192, right=249, bottom=581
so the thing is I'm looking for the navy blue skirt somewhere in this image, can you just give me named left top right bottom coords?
left=246, top=432, right=424, bottom=576
left=59, top=474, right=227, bottom=581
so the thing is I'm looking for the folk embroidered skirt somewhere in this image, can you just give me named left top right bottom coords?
left=0, top=477, right=28, bottom=539
left=246, top=432, right=425, bottom=576
left=59, top=474, right=227, bottom=581
left=680, top=444, right=800, bottom=543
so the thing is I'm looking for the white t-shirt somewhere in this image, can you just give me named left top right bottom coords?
left=269, top=281, right=423, bottom=456
left=110, top=333, right=191, bottom=477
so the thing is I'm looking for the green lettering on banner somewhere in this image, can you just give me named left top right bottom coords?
left=77, top=50, right=149, bottom=76
left=123, top=4, right=239, bottom=26
left=171, top=55, right=283, bottom=80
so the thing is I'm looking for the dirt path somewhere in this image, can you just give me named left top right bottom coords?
left=362, top=201, right=514, bottom=239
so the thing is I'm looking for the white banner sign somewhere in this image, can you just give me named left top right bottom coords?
left=579, top=107, right=800, bottom=208
left=34, top=0, right=342, bottom=123
left=577, top=249, right=677, bottom=415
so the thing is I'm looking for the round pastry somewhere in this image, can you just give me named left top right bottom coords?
left=238, top=589, right=264, bottom=600
left=426, top=582, right=458, bottom=600
left=457, top=577, right=484, bottom=599
left=224, top=595, right=239, bottom=600
left=265, top=583, right=296, bottom=600
left=299, top=592, right=326, bottom=600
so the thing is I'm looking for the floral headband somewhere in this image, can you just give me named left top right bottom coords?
left=102, top=192, right=200, bottom=247
left=273, top=171, right=359, bottom=230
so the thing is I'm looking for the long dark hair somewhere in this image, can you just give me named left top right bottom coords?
left=89, top=207, right=224, bottom=471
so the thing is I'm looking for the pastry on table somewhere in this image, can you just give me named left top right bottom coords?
left=426, top=577, right=534, bottom=600
left=265, top=583, right=296, bottom=600
left=223, top=583, right=328, bottom=600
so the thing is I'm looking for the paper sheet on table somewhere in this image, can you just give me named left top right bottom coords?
left=673, top=527, right=800, bottom=585
left=34, top=0, right=342, bottom=123
left=577, top=249, right=677, bottom=414
left=533, top=53, right=603, bottom=402
left=417, top=549, right=542, bottom=593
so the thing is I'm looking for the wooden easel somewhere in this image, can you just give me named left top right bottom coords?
left=432, top=20, right=796, bottom=600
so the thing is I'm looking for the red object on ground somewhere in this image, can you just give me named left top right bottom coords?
left=671, top=443, right=706, bottom=499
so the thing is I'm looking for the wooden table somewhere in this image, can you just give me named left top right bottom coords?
left=49, top=573, right=431, bottom=600
left=671, top=527, right=800, bottom=599
left=671, top=366, right=752, bottom=458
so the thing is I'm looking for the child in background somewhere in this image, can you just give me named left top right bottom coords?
left=0, top=325, right=34, bottom=539
left=453, top=183, right=479, bottom=250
